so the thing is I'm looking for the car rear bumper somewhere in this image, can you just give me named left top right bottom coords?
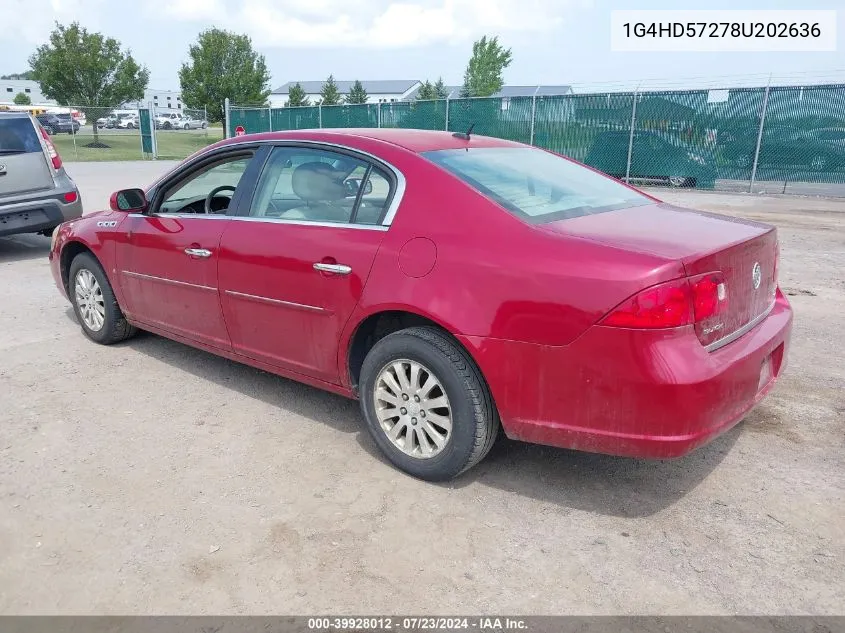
left=459, top=289, right=793, bottom=459
left=0, top=187, right=83, bottom=237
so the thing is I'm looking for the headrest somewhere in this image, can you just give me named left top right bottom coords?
left=291, top=162, right=348, bottom=202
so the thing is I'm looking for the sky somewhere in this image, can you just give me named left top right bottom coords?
left=0, top=0, right=843, bottom=93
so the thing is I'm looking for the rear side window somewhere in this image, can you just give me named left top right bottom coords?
left=0, top=117, right=42, bottom=154
left=423, top=147, right=651, bottom=223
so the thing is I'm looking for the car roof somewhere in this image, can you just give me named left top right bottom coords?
left=215, top=128, right=525, bottom=153
left=0, top=111, right=33, bottom=119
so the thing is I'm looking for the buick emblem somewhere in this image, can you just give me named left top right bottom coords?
left=752, top=262, right=762, bottom=290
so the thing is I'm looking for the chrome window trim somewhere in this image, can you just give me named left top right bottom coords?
left=144, top=138, right=407, bottom=227
left=127, top=212, right=388, bottom=231
left=224, top=290, right=329, bottom=313
left=705, top=300, right=776, bottom=353
left=122, top=270, right=216, bottom=292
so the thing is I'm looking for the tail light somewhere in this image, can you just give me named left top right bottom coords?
left=600, top=278, right=693, bottom=328
left=690, top=272, right=728, bottom=346
left=601, top=272, right=729, bottom=345
left=38, top=126, right=63, bottom=170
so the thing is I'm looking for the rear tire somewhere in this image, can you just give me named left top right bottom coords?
left=69, top=252, right=137, bottom=345
left=359, top=326, right=498, bottom=481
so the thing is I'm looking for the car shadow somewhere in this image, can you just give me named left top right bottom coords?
left=95, top=326, right=382, bottom=458
left=0, top=234, right=51, bottom=263
left=70, top=314, right=740, bottom=518
left=447, top=428, right=740, bottom=518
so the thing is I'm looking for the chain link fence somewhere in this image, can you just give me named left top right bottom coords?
left=227, top=83, right=845, bottom=196
left=35, top=104, right=222, bottom=162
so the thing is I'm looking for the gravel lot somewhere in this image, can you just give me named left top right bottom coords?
left=0, top=162, right=843, bottom=615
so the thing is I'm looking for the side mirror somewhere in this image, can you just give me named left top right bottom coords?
left=110, top=188, right=147, bottom=212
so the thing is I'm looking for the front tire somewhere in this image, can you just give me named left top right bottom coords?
left=359, top=326, right=498, bottom=481
left=69, top=252, right=137, bottom=345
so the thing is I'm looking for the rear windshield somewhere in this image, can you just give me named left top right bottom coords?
left=0, top=117, right=42, bottom=154
left=423, top=147, right=651, bottom=223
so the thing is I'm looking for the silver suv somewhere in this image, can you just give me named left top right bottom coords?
left=0, top=112, right=82, bottom=237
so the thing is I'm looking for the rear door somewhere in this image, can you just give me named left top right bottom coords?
left=0, top=116, right=54, bottom=198
left=218, top=143, right=397, bottom=383
left=114, top=147, right=263, bottom=349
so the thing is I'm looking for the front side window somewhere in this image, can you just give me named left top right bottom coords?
left=157, top=154, right=253, bottom=215
left=250, top=146, right=392, bottom=225
left=423, top=146, right=651, bottom=223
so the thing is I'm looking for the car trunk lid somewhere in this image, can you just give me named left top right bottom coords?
left=541, top=203, right=778, bottom=348
left=0, top=117, right=54, bottom=198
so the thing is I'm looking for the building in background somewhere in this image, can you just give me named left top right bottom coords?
left=0, top=79, right=55, bottom=105
left=270, top=80, right=422, bottom=107
left=124, top=89, right=183, bottom=112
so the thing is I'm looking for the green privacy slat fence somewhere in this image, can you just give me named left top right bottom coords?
left=380, top=100, right=447, bottom=130
left=228, top=83, right=845, bottom=193
left=446, top=96, right=533, bottom=144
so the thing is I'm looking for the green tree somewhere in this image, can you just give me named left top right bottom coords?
left=1, top=71, right=34, bottom=80
left=434, top=77, right=449, bottom=99
left=13, top=92, right=32, bottom=105
left=285, top=82, right=310, bottom=107
left=460, top=35, right=512, bottom=97
left=179, top=28, right=270, bottom=122
left=345, top=80, right=368, bottom=105
left=416, top=80, right=436, bottom=101
left=319, top=75, right=342, bottom=106
left=29, top=22, right=148, bottom=145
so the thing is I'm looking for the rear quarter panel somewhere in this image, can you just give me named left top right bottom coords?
left=339, top=148, right=686, bottom=384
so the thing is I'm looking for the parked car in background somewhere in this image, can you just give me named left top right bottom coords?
left=96, top=114, right=118, bottom=129
left=116, top=114, right=139, bottom=129
left=36, top=113, right=80, bottom=135
left=0, top=112, right=82, bottom=237
left=722, top=126, right=845, bottom=172
left=48, top=129, right=790, bottom=481
left=96, top=110, right=137, bottom=129
left=586, top=130, right=717, bottom=189
left=178, top=115, right=208, bottom=130
left=155, top=112, right=184, bottom=129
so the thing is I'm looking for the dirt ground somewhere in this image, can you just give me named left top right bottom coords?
left=0, top=162, right=843, bottom=615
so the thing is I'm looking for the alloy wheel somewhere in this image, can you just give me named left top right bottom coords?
left=74, top=269, right=106, bottom=331
left=373, top=359, right=452, bottom=459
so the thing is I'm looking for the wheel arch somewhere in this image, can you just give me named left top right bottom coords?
left=342, top=306, right=485, bottom=396
left=59, top=240, right=98, bottom=295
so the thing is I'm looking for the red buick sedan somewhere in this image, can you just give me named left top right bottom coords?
left=49, top=129, right=792, bottom=480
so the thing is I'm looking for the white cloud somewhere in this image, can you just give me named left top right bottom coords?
left=161, top=0, right=580, bottom=48
left=0, top=0, right=585, bottom=50
left=0, top=0, right=105, bottom=45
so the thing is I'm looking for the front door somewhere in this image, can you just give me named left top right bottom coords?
left=115, top=150, right=258, bottom=349
left=218, top=144, right=395, bottom=383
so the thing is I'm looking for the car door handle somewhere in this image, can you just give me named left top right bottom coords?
left=184, top=248, right=212, bottom=258
left=313, top=262, right=352, bottom=275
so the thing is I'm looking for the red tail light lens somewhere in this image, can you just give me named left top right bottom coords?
left=601, top=278, right=693, bottom=328
left=690, top=272, right=729, bottom=346
left=63, top=191, right=78, bottom=203
left=602, top=272, right=730, bottom=339
left=38, top=126, right=62, bottom=170
left=691, top=273, right=726, bottom=321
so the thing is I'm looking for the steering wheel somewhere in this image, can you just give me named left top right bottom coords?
left=204, top=185, right=237, bottom=214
